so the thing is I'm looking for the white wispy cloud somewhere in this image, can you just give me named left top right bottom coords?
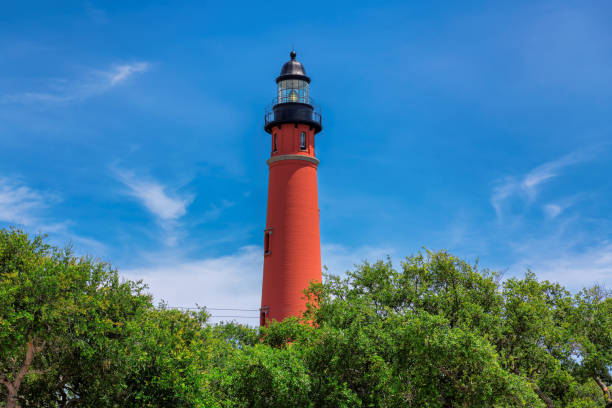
left=108, top=63, right=149, bottom=86
left=510, top=241, right=612, bottom=290
left=543, top=193, right=589, bottom=220
left=113, top=168, right=193, bottom=245
left=0, top=177, right=49, bottom=225
left=115, top=169, right=192, bottom=221
left=522, top=152, right=587, bottom=199
left=491, top=149, right=595, bottom=218
left=1, top=62, right=150, bottom=105
left=0, top=177, right=105, bottom=254
left=543, top=204, right=562, bottom=219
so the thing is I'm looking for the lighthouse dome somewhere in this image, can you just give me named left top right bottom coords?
left=277, top=51, right=310, bottom=83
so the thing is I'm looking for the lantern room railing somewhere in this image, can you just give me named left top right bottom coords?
left=264, top=109, right=322, bottom=128
left=264, top=97, right=322, bottom=128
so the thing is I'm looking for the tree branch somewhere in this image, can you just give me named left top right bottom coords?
left=65, top=398, right=80, bottom=408
left=0, top=376, right=16, bottom=394
left=593, top=376, right=612, bottom=407
left=532, top=382, right=554, bottom=408
left=34, top=339, right=46, bottom=354
left=13, top=340, right=37, bottom=392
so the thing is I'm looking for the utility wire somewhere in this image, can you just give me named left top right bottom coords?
left=158, top=306, right=262, bottom=319
left=164, top=306, right=259, bottom=312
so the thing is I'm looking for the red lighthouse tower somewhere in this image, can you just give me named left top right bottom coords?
left=260, top=51, right=323, bottom=325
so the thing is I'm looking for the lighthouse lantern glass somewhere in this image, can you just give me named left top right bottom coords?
left=277, top=79, right=309, bottom=104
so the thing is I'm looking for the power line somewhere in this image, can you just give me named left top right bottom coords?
left=154, top=306, right=262, bottom=320
left=164, top=306, right=259, bottom=312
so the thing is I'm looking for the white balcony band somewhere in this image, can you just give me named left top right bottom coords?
left=267, top=154, right=319, bottom=166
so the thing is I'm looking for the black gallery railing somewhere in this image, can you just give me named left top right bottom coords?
left=264, top=97, right=322, bottom=127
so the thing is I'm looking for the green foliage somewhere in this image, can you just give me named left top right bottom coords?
left=0, top=229, right=610, bottom=407
left=0, top=228, right=151, bottom=407
left=209, top=344, right=312, bottom=408
left=298, top=254, right=542, bottom=407
left=298, top=251, right=610, bottom=407
left=212, top=321, right=259, bottom=348
left=120, top=307, right=213, bottom=407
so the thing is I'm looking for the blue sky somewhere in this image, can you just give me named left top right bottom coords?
left=1, top=1, right=611, bottom=323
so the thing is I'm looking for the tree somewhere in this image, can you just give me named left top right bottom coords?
left=294, top=251, right=610, bottom=407
left=0, top=229, right=150, bottom=407
left=570, top=286, right=612, bottom=408
left=118, top=306, right=218, bottom=407
left=209, top=342, right=312, bottom=408
left=295, top=254, right=540, bottom=407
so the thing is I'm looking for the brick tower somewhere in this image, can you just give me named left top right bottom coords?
left=260, top=51, right=323, bottom=325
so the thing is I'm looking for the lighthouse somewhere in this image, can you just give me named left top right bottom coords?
left=260, top=51, right=323, bottom=325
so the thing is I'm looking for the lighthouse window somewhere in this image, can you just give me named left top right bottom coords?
left=300, top=132, right=306, bottom=150
left=278, top=79, right=309, bottom=104
left=273, top=134, right=278, bottom=153
left=264, top=230, right=271, bottom=255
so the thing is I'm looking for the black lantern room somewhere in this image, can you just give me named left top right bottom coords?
left=264, top=51, right=322, bottom=134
